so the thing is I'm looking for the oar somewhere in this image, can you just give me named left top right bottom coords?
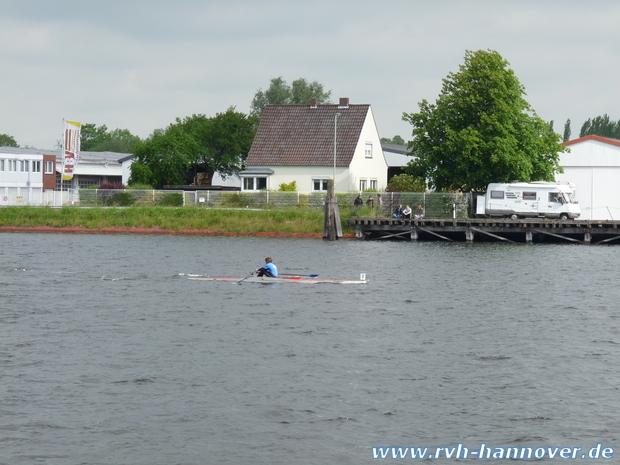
left=237, top=271, right=254, bottom=284
left=279, top=273, right=319, bottom=277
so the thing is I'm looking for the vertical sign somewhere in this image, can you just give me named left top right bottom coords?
left=63, top=120, right=81, bottom=180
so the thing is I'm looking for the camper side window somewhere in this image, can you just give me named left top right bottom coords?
left=490, top=191, right=504, bottom=199
left=523, top=192, right=536, bottom=200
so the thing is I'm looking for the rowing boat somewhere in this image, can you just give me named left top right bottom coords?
left=187, top=273, right=368, bottom=284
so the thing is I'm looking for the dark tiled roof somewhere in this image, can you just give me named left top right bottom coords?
left=245, top=103, right=371, bottom=166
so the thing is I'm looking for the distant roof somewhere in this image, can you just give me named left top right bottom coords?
left=563, top=134, right=620, bottom=148
left=381, top=142, right=408, bottom=154
left=245, top=101, right=371, bottom=167
left=0, top=146, right=131, bottom=163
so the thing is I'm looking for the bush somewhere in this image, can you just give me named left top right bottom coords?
left=158, top=192, right=183, bottom=206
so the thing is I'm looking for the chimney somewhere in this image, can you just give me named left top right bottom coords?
left=310, top=98, right=318, bottom=108
left=338, top=97, right=349, bottom=108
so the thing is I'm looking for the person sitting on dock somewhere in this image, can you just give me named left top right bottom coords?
left=256, top=257, right=278, bottom=277
left=415, top=205, right=425, bottom=219
left=393, top=204, right=404, bottom=219
left=403, top=205, right=412, bottom=219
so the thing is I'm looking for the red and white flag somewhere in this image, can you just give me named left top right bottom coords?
left=62, top=120, right=81, bottom=180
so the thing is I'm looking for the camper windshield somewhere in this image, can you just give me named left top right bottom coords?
left=562, top=192, right=577, bottom=204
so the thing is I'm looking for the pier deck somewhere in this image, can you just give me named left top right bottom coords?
left=349, top=217, right=620, bottom=244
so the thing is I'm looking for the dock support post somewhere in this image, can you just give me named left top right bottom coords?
left=584, top=231, right=591, bottom=244
left=411, top=228, right=418, bottom=241
left=526, top=230, right=533, bottom=243
left=465, top=228, right=474, bottom=242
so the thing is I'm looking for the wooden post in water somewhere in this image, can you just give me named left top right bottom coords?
left=323, top=179, right=342, bottom=240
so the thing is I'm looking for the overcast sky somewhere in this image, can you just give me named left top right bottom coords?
left=1, top=0, right=619, bottom=150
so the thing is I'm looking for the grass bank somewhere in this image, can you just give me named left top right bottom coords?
left=0, top=206, right=362, bottom=235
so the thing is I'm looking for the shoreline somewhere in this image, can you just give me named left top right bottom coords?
left=0, top=225, right=356, bottom=239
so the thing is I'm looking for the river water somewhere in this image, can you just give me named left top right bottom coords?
left=2, top=233, right=619, bottom=464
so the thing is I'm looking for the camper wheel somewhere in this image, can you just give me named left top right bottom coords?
left=510, top=214, right=519, bottom=220
left=559, top=213, right=569, bottom=220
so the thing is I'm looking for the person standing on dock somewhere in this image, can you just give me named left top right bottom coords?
left=256, top=257, right=278, bottom=277
left=366, top=196, right=374, bottom=209
left=354, top=195, right=363, bottom=207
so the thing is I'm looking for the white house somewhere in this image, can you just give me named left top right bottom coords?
left=555, top=135, right=620, bottom=220
left=242, top=98, right=388, bottom=194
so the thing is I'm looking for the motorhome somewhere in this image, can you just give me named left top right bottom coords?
left=476, top=181, right=581, bottom=219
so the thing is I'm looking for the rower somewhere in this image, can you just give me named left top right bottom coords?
left=256, top=257, right=278, bottom=277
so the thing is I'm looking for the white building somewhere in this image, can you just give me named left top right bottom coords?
left=242, top=98, right=388, bottom=194
left=556, top=135, right=620, bottom=220
left=0, top=147, right=56, bottom=205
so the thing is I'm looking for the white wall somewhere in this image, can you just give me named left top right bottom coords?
left=556, top=139, right=620, bottom=220
left=348, top=107, right=388, bottom=192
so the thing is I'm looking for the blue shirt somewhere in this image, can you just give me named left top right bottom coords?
left=263, top=262, right=278, bottom=277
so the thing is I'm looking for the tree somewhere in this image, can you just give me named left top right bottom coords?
left=129, top=108, right=257, bottom=188
left=402, top=49, right=565, bottom=192
left=579, top=114, right=620, bottom=139
left=563, top=119, right=571, bottom=142
left=0, top=133, right=19, bottom=147
left=250, top=77, right=332, bottom=118
left=81, top=123, right=141, bottom=153
left=380, top=135, right=406, bottom=145
left=386, top=174, right=426, bottom=192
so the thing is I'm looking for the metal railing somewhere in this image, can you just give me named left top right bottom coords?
left=1, top=189, right=472, bottom=218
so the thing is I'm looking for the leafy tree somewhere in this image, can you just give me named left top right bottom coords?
left=381, top=135, right=406, bottom=145
left=386, top=174, right=426, bottom=192
left=579, top=114, right=620, bottom=139
left=81, top=123, right=141, bottom=152
left=402, top=49, right=565, bottom=192
left=0, top=133, right=19, bottom=147
left=250, top=77, right=332, bottom=118
left=563, top=118, right=571, bottom=142
left=129, top=108, right=257, bottom=188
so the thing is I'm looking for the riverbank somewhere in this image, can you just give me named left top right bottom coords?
left=0, top=206, right=357, bottom=238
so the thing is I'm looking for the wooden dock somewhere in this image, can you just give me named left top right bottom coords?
left=349, top=217, right=620, bottom=244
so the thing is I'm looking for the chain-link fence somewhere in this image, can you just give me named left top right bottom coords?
left=3, top=188, right=472, bottom=218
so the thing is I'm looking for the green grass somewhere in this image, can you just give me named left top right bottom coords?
left=0, top=206, right=342, bottom=234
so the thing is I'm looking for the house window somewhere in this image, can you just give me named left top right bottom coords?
left=359, top=179, right=367, bottom=191
left=8, top=160, right=17, bottom=172
left=243, top=177, right=267, bottom=191
left=0, top=159, right=4, bottom=171
left=365, top=143, right=373, bottom=158
left=32, top=161, right=41, bottom=173
left=20, top=160, right=29, bottom=172
left=45, top=161, right=54, bottom=174
left=370, top=179, right=377, bottom=190
left=313, top=178, right=329, bottom=191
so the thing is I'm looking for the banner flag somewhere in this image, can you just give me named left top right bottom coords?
left=62, top=120, right=82, bottom=181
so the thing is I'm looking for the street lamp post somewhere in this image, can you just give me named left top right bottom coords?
left=333, top=112, right=341, bottom=188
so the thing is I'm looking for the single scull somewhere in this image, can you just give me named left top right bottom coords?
left=187, top=273, right=368, bottom=284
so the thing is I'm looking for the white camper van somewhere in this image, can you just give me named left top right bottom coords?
left=476, top=181, right=581, bottom=219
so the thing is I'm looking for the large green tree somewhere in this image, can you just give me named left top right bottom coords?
left=0, top=133, right=19, bottom=147
left=81, top=123, right=142, bottom=153
left=129, top=108, right=257, bottom=188
left=250, top=77, right=332, bottom=118
left=403, top=49, right=565, bottom=192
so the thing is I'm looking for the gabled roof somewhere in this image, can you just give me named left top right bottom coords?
left=245, top=101, right=371, bottom=166
left=563, top=134, right=620, bottom=148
